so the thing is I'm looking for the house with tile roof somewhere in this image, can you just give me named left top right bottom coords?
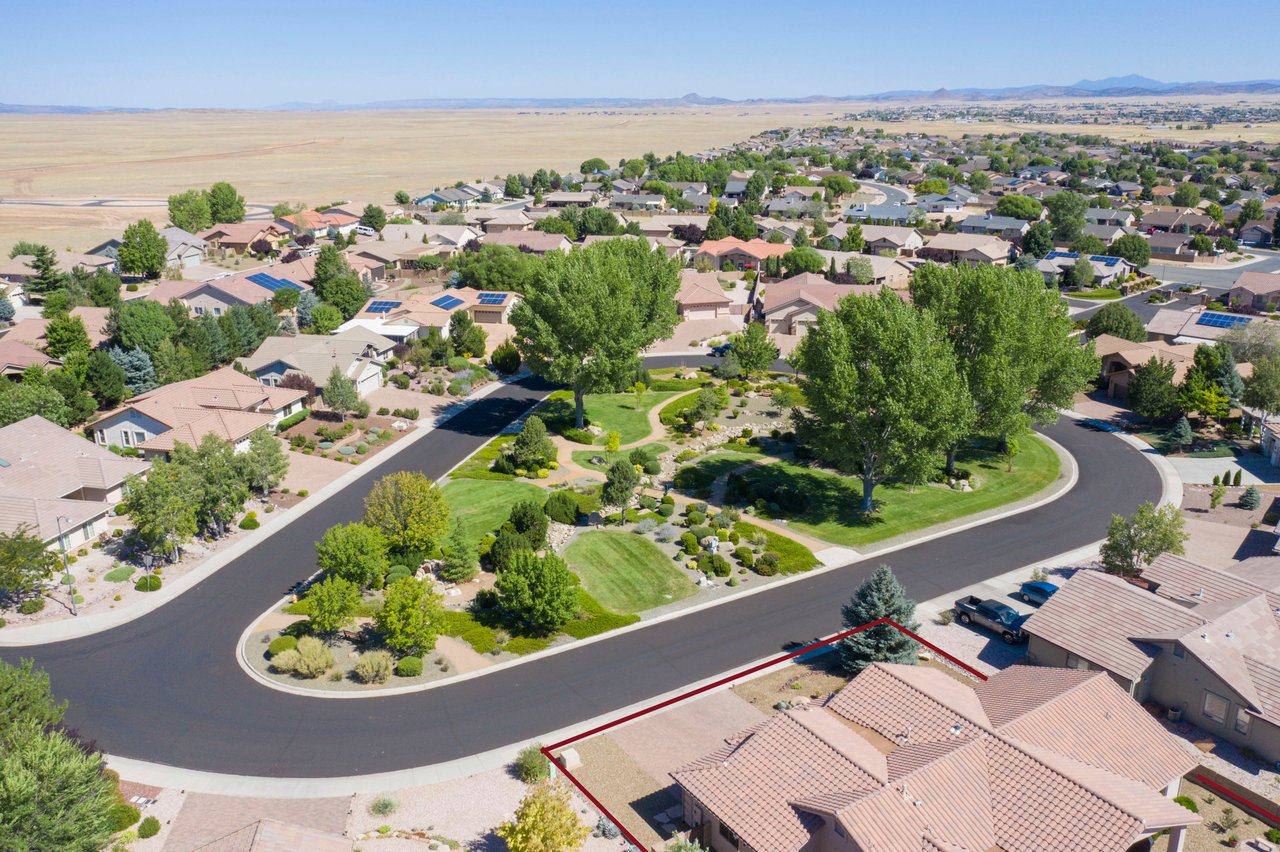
left=691, top=238, right=791, bottom=271
left=1091, top=334, right=1199, bottom=399
left=762, top=273, right=906, bottom=336
left=3, top=306, right=113, bottom=351
left=342, top=286, right=520, bottom=342
left=1024, top=558, right=1280, bottom=767
left=238, top=326, right=394, bottom=399
left=0, top=415, right=149, bottom=548
left=917, top=233, right=1013, bottom=266
left=481, top=230, right=572, bottom=255
left=89, top=366, right=305, bottom=458
left=673, top=662, right=1197, bottom=852
left=1228, top=271, right=1280, bottom=311
left=675, top=270, right=734, bottom=320
left=822, top=224, right=925, bottom=256
left=0, top=338, right=62, bottom=377
left=198, top=223, right=288, bottom=257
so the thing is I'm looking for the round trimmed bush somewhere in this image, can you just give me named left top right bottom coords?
left=755, top=552, right=781, bottom=576
left=338, top=446, right=356, bottom=456
left=543, top=491, right=579, bottom=525
left=106, top=801, right=140, bottom=832
left=354, top=650, right=395, bottom=684
left=268, top=635, right=297, bottom=657
left=514, top=743, right=550, bottom=783
left=138, top=816, right=160, bottom=839
left=239, top=516, right=260, bottom=530
left=18, top=597, right=45, bottom=615
left=318, top=441, right=334, bottom=450
left=395, top=656, right=424, bottom=677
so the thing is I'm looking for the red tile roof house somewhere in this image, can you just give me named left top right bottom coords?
left=691, top=238, right=792, bottom=271
left=0, top=414, right=149, bottom=548
left=481, top=229, right=572, bottom=255
left=1091, top=334, right=1199, bottom=399
left=676, top=270, right=734, bottom=319
left=1228, top=271, right=1280, bottom=311
left=762, top=274, right=906, bottom=336
left=275, top=209, right=360, bottom=240
left=1023, top=556, right=1280, bottom=770
left=89, top=366, right=305, bottom=459
left=672, top=662, right=1197, bottom=852
left=198, top=223, right=289, bottom=257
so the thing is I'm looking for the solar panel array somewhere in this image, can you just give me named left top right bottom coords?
left=1044, top=251, right=1121, bottom=267
left=431, top=295, right=464, bottom=310
left=246, top=272, right=303, bottom=292
left=366, top=301, right=402, bottom=314
left=476, top=292, right=508, bottom=305
left=1196, top=312, right=1253, bottom=329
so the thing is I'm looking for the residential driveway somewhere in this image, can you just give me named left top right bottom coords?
left=1181, top=517, right=1276, bottom=567
left=163, top=792, right=349, bottom=850
left=1165, top=452, right=1280, bottom=485
left=649, top=316, right=744, bottom=353
left=606, top=691, right=766, bottom=785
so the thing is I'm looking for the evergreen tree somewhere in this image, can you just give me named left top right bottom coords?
left=24, top=245, right=66, bottom=295
left=85, top=349, right=127, bottom=408
left=495, top=551, right=579, bottom=636
left=107, top=346, right=157, bottom=394
left=438, top=518, right=479, bottom=583
left=0, top=290, right=13, bottom=324
left=323, top=364, right=359, bottom=419
left=1166, top=415, right=1194, bottom=452
left=838, top=564, right=920, bottom=674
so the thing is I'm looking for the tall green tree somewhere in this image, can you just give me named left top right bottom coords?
left=438, top=518, right=479, bottom=583
left=910, top=264, right=1097, bottom=459
left=170, top=434, right=248, bottom=537
left=448, top=309, right=487, bottom=357
left=375, top=577, right=442, bottom=655
left=0, top=658, right=66, bottom=741
left=121, top=461, right=199, bottom=561
left=1244, top=355, right=1280, bottom=435
left=363, top=471, right=450, bottom=557
left=43, top=314, right=90, bottom=358
left=1085, top=301, right=1146, bottom=342
left=85, top=269, right=122, bottom=308
left=495, top=551, right=579, bottom=637
left=601, top=459, right=640, bottom=508
left=1100, top=501, right=1187, bottom=577
left=448, top=244, right=543, bottom=293
left=109, top=299, right=178, bottom=355
left=322, top=364, right=359, bottom=420
left=510, top=414, right=555, bottom=470
left=791, top=289, right=972, bottom=513
left=205, top=181, right=246, bottom=223
left=238, top=427, right=289, bottom=495
left=1127, top=357, right=1180, bottom=420
left=304, top=574, right=361, bottom=639
left=1021, top=220, right=1053, bottom=258
left=360, top=204, right=387, bottom=232
left=994, top=195, right=1043, bottom=221
left=117, top=219, right=168, bottom=278
left=168, top=189, right=213, bottom=232
left=0, top=527, right=61, bottom=605
left=511, top=239, right=679, bottom=428
left=1110, top=233, right=1151, bottom=268
left=1044, top=190, right=1088, bottom=242
left=317, top=275, right=368, bottom=320
left=23, top=245, right=66, bottom=295
left=730, top=322, right=779, bottom=375
left=315, top=522, right=388, bottom=588
left=0, top=379, right=70, bottom=427
left=838, top=564, right=920, bottom=674
left=782, top=246, right=825, bottom=275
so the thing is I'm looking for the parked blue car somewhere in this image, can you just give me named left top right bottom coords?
left=1017, top=580, right=1059, bottom=607
left=710, top=342, right=733, bottom=357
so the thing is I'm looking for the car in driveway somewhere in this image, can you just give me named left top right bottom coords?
left=1017, top=580, right=1059, bottom=606
left=953, top=595, right=1029, bottom=644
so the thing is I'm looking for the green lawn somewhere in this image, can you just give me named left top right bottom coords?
left=543, top=390, right=682, bottom=444
left=733, top=521, right=819, bottom=574
left=673, top=451, right=771, bottom=496
left=450, top=435, right=517, bottom=480
left=1068, top=288, right=1123, bottom=300
left=564, top=531, right=695, bottom=613
left=726, top=436, right=1060, bottom=547
left=571, top=443, right=668, bottom=472
left=441, top=479, right=546, bottom=547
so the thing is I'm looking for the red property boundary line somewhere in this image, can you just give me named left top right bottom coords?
left=1192, top=773, right=1280, bottom=827
left=541, top=618, right=986, bottom=850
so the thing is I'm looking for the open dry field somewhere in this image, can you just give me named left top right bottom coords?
left=0, top=104, right=842, bottom=254
left=2, top=96, right=1277, bottom=255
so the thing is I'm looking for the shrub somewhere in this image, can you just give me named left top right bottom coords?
left=391, top=407, right=420, bottom=420
left=514, top=743, right=550, bottom=783
left=106, top=802, right=141, bottom=832
left=267, top=635, right=297, bottom=657
left=688, top=525, right=714, bottom=542
left=681, top=532, right=699, bottom=555
left=509, top=499, right=549, bottom=547
left=543, top=491, right=579, bottom=525
left=686, top=510, right=706, bottom=526
left=239, top=515, right=260, bottom=530
left=657, top=502, right=675, bottom=517
left=134, top=575, right=162, bottom=592
left=734, top=546, right=755, bottom=567
left=710, top=554, right=731, bottom=577
left=276, top=636, right=332, bottom=678
left=370, top=796, right=398, bottom=816
left=491, top=340, right=521, bottom=374
left=377, top=407, right=390, bottom=416
left=390, top=373, right=411, bottom=389
left=1240, top=485, right=1262, bottom=510
left=1173, top=795, right=1198, bottom=813
left=297, top=489, right=309, bottom=498
left=18, top=597, right=45, bottom=614
left=354, top=650, right=395, bottom=684
left=1267, top=827, right=1280, bottom=844
left=395, top=656, right=424, bottom=677
left=276, top=409, right=309, bottom=431
left=447, top=355, right=472, bottom=372
left=126, top=282, right=139, bottom=292
left=756, top=552, right=781, bottom=576
left=562, top=427, right=595, bottom=444
left=137, top=816, right=160, bottom=839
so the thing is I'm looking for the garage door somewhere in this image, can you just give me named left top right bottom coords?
left=683, top=307, right=718, bottom=320
left=357, top=372, right=383, bottom=396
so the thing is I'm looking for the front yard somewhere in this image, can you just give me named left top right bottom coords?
left=564, top=531, right=695, bottom=613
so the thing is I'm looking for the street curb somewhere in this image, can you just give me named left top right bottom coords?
left=231, top=430, right=1081, bottom=701
left=0, top=373, right=536, bottom=648
left=1060, top=411, right=1183, bottom=509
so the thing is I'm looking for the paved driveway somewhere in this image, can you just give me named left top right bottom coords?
left=1165, top=451, right=1280, bottom=485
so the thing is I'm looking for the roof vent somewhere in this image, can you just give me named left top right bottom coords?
left=949, top=724, right=963, bottom=736
left=1192, top=588, right=1205, bottom=599
left=1225, top=632, right=1234, bottom=640
left=1201, top=633, right=1210, bottom=641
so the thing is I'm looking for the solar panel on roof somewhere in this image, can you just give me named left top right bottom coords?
left=1195, top=312, right=1252, bottom=329
left=246, top=272, right=303, bottom=292
left=431, top=295, right=464, bottom=310
left=366, top=300, right=402, bottom=314
left=247, top=272, right=275, bottom=286
left=476, top=292, right=508, bottom=305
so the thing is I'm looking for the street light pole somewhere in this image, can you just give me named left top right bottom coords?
left=55, top=515, right=76, bottom=616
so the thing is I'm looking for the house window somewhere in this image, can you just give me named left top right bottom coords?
left=95, top=430, right=107, bottom=445
left=194, top=306, right=205, bottom=315
left=120, top=432, right=132, bottom=447
left=1065, top=653, right=1090, bottom=671
left=134, top=432, right=146, bottom=445
left=1203, top=690, right=1229, bottom=724
left=1173, top=644, right=1185, bottom=659
left=718, top=821, right=741, bottom=849
left=1234, top=707, right=1251, bottom=736
left=213, top=307, right=222, bottom=316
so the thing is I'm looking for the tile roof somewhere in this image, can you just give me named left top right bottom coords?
left=676, top=270, right=731, bottom=308
left=0, top=338, right=59, bottom=371
left=0, top=415, right=149, bottom=500
left=482, top=230, right=571, bottom=252
left=2, top=306, right=113, bottom=350
left=674, top=663, right=1196, bottom=852
left=694, top=237, right=792, bottom=261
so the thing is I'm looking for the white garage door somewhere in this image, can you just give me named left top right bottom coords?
left=683, top=307, right=718, bottom=320
left=357, top=372, right=383, bottom=396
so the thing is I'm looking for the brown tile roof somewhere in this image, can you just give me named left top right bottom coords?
left=0, top=338, right=59, bottom=372
left=0, top=415, right=149, bottom=499
left=676, top=270, right=731, bottom=308
left=694, top=237, right=792, bottom=261
left=482, top=230, right=571, bottom=252
left=674, top=662, right=1196, bottom=852
left=3, top=306, right=113, bottom=350
left=763, top=274, right=904, bottom=316
left=1232, top=270, right=1280, bottom=297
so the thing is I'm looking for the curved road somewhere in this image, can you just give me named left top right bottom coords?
left=1, top=363, right=1161, bottom=778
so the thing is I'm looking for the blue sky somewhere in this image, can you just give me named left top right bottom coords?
left=5, top=0, right=1278, bottom=108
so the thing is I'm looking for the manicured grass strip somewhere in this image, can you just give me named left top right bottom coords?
left=103, top=566, right=134, bottom=583
left=733, top=521, right=819, bottom=574
left=543, top=389, right=681, bottom=444
left=561, top=587, right=640, bottom=639
left=734, top=435, right=1059, bottom=547
left=437, top=610, right=498, bottom=654
left=658, top=392, right=700, bottom=426
left=1067, top=288, right=1123, bottom=300
left=449, top=435, right=516, bottom=481
left=442, top=479, right=546, bottom=547
left=564, top=531, right=696, bottom=613
left=571, top=443, right=667, bottom=472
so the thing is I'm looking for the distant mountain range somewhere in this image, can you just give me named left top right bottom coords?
left=4, top=77, right=1280, bottom=113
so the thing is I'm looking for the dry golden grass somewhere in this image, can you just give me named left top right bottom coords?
left=2, top=97, right=1276, bottom=254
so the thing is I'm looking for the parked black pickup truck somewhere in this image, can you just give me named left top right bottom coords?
left=953, top=596, right=1029, bottom=644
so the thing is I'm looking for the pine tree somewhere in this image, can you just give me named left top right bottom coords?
left=838, top=564, right=920, bottom=674
left=1166, top=415, right=1193, bottom=452
left=438, top=518, right=479, bottom=583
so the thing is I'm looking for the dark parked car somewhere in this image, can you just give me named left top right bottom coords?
left=953, top=595, right=1029, bottom=644
left=710, top=342, right=733, bottom=357
left=1017, top=580, right=1059, bottom=606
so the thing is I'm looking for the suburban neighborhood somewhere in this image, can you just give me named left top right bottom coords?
left=5, top=6, right=1280, bottom=850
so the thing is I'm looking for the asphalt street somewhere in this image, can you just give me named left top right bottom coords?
left=1, top=359, right=1161, bottom=778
